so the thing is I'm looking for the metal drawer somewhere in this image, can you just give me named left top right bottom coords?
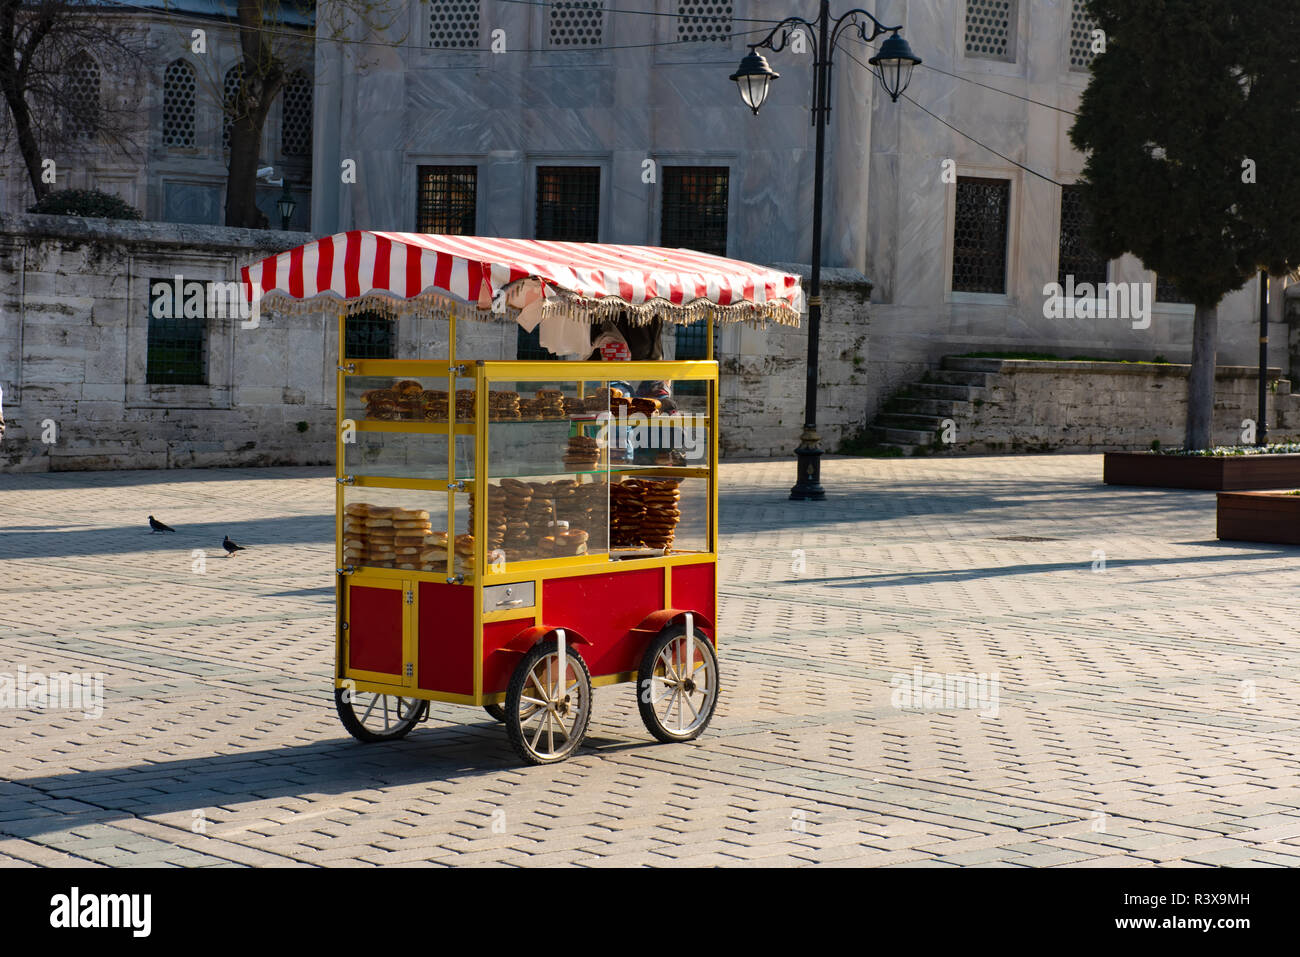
left=483, top=581, right=535, bottom=613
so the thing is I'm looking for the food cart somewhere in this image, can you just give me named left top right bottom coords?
left=241, top=232, right=802, bottom=764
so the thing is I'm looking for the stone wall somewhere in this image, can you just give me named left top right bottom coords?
left=0, top=215, right=868, bottom=470
left=718, top=267, right=872, bottom=459
left=0, top=214, right=337, bottom=471
left=947, top=359, right=1300, bottom=455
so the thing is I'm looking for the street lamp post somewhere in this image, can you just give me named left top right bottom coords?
left=277, top=181, right=297, bottom=232
left=731, top=4, right=919, bottom=500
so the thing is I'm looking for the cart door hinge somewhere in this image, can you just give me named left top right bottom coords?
left=405, top=662, right=413, bottom=677
left=450, top=363, right=467, bottom=375
left=337, top=362, right=356, bottom=373
left=337, top=565, right=355, bottom=576
left=446, top=574, right=464, bottom=585
left=405, top=589, right=414, bottom=605
left=446, top=480, right=466, bottom=491
left=338, top=475, right=355, bottom=485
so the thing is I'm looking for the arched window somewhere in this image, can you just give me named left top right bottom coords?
left=162, top=59, right=197, bottom=148
left=63, top=50, right=100, bottom=137
left=280, top=70, right=312, bottom=158
left=222, top=64, right=244, bottom=151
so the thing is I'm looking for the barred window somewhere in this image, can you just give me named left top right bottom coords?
left=429, top=0, right=481, bottom=48
left=162, top=60, right=197, bottom=148
left=952, top=177, right=1011, bottom=295
left=1058, top=185, right=1108, bottom=288
left=345, top=313, right=397, bottom=359
left=416, top=166, right=477, bottom=234
left=1068, top=1, right=1100, bottom=72
left=63, top=51, right=101, bottom=138
left=222, top=65, right=244, bottom=151
left=548, top=0, right=605, bottom=48
left=964, top=0, right=1016, bottom=62
left=676, top=0, right=732, bottom=43
left=281, top=71, right=312, bottom=157
left=1156, top=276, right=1195, bottom=305
left=661, top=166, right=729, bottom=257
left=147, top=279, right=206, bottom=385
left=535, top=166, right=600, bottom=241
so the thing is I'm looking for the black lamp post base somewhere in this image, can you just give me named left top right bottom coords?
left=789, top=428, right=826, bottom=500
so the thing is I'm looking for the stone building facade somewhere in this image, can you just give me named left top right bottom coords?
left=0, top=1, right=314, bottom=229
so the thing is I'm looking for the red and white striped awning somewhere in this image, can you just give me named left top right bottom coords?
left=240, top=232, right=803, bottom=326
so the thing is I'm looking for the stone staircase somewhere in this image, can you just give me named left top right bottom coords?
left=866, top=357, right=999, bottom=455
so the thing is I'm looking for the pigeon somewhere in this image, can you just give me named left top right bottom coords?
left=223, top=535, right=246, bottom=556
left=148, top=515, right=175, bottom=534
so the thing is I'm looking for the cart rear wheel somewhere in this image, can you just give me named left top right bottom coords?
left=484, top=704, right=507, bottom=722
left=335, top=687, right=427, bottom=743
left=636, top=625, right=719, bottom=743
left=505, top=638, right=592, bottom=765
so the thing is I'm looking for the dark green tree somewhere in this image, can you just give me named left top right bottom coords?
left=1070, top=0, right=1300, bottom=449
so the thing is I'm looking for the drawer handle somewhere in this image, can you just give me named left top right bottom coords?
left=495, top=598, right=525, bottom=607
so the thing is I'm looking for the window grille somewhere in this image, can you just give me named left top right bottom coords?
left=429, top=0, right=481, bottom=48
left=1068, top=1, right=1100, bottom=72
left=281, top=71, right=312, bottom=157
left=345, top=313, right=397, bottom=359
left=222, top=65, right=244, bottom=151
left=964, top=0, right=1016, bottom=61
left=661, top=166, right=729, bottom=257
left=416, top=166, right=477, bottom=234
left=676, top=1, right=732, bottom=43
left=63, top=51, right=100, bottom=138
left=535, top=166, right=600, bottom=241
left=1058, top=185, right=1108, bottom=288
left=147, top=280, right=206, bottom=385
left=162, top=60, right=196, bottom=148
left=952, top=177, right=1011, bottom=294
left=548, top=0, right=605, bottom=47
left=1156, top=276, right=1195, bottom=305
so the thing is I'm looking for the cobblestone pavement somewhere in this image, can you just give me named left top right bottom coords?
left=2, top=455, right=1299, bottom=868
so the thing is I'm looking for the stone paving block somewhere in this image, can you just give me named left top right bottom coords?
left=5, top=457, right=1300, bottom=870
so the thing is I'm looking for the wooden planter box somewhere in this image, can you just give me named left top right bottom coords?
left=1217, top=491, right=1300, bottom=544
left=1104, top=452, right=1300, bottom=491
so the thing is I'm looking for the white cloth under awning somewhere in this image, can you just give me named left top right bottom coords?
left=537, top=313, right=592, bottom=357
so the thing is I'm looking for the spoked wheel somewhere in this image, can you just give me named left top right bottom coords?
left=636, top=625, right=719, bottom=743
left=335, top=687, right=428, bottom=743
left=483, top=704, right=507, bottom=722
left=505, top=638, right=592, bottom=765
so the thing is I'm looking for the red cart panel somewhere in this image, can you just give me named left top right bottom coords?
left=347, top=584, right=404, bottom=676
left=672, top=563, right=716, bottom=631
left=418, top=581, right=474, bottom=696
left=542, top=566, right=665, bottom=677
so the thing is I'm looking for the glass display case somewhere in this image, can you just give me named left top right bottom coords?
left=336, top=358, right=717, bottom=582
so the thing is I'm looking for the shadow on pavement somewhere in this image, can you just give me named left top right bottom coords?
left=0, top=721, right=652, bottom=840
left=0, top=516, right=335, bottom=560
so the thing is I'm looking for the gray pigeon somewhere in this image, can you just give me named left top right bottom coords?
left=223, top=535, right=245, bottom=556
left=148, top=516, right=175, bottom=533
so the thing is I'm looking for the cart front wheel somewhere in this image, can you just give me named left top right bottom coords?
left=636, top=625, right=719, bottom=743
left=505, top=639, right=592, bottom=765
left=335, top=687, right=428, bottom=743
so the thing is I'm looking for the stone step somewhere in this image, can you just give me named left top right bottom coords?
left=871, top=426, right=939, bottom=446
left=913, top=382, right=988, bottom=402
left=926, top=369, right=990, bottom=387
left=884, top=396, right=974, bottom=417
left=942, top=357, right=1005, bottom=374
left=876, top=413, right=947, bottom=431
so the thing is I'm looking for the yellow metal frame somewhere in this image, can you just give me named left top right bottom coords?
left=335, top=311, right=721, bottom=707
